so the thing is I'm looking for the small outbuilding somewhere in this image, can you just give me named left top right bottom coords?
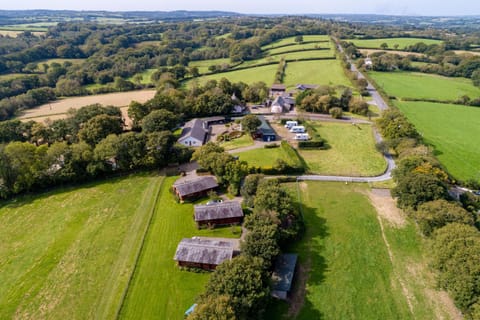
left=174, top=237, right=234, bottom=270
left=296, top=84, right=318, bottom=91
left=173, top=176, right=218, bottom=202
left=254, top=115, right=276, bottom=142
left=194, top=201, right=244, bottom=228
left=271, top=253, right=298, bottom=300
left=270, top=84, right=286, bottom=97
left=271, top=95, right=295, bottom=113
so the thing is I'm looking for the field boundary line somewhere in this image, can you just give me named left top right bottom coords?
left=114, top=173, right=166, bottom=319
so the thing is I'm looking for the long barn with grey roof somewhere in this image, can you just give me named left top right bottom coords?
left=173, top=176, right=218, bottom=202
left=194, top=201, right=244, bottom=227
left=174, top=237, right=234, bottom=270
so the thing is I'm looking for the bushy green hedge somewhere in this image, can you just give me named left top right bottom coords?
left=298, top=139, right=326, bottom=149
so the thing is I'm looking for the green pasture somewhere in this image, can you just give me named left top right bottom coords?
left=299, top=122, right=386, bottom=176
left=369, top=71, right=480, bottom=101
left=267, top=42, right=332, bottom=55
left=267, top=182, right=453, bottom=319
left=395, top=101, right=480, bottom=181
left=119, top=176, right=240, bottom=320
left=128, top=68, right=157, bottom=85
left=186, top=63, right=279, bottom=86
left=283, top=60, right=353, bottom=89
left=218, top=134, right=254, bottom=151
left=261, top=35, right=330, bottom=50
left=282, top=50, right=335, bottom=60
left=235, top=145, right=296, bottom=168
left=134, top=41, right=162, bottom=48
left=0, top=73, right=34, bottom=81
left=188, top=58, right=231, bottom=74
left=347, top=37, right=442, bottom=50
left=0, top=173, right=164, bottom=319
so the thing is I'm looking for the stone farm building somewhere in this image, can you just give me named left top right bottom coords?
left=172, top=176, right=218, bottom=202
left=174, top=237, right=234, bottom=270
left=269, top=84, right=286, bottom=97
left=270, top=95, right=295, bottom=113
left=194, top=201, right=244, bottom=228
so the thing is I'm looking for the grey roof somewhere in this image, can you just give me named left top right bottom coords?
left=257, top=115, right=276, bottom=136
left=178, top=119, right=207, bottom=143
left=296, top=84, right=318, bottom=90
left=272, top=254, right=298, bottom=292
left=173, top=176, right=218, bottom=197
left=174, top=238, right=234, bottom=265
left=194, top=201, right=244, bottom=222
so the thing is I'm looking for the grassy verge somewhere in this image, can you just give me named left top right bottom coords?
left=0, top=173, right=163, bottom=319
left=119, top=176, right=241, bottom=319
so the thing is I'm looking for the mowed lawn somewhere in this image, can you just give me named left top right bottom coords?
left=299, top=122, right=386, bottom=176
left=219, top=134, right=254, bottom=151
left=347, top=37, right=442, bottom=49
left=234, top=145, right=295, bottom=168
left=186, top=63, right=278, bottom=86
left=369, top=71, right=480, bottom=100
left=119, top=176, right=241, bottom=320
left=0, top=173, right=164, bottom=319
left=267, top=182, right=453, bottom=320
left=396, top=101, right=480, bottom=180
left=283, top=60, right=353, bottom=89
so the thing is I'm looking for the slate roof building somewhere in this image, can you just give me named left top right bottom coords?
left=296, top=84, right=318, bottom=91
left=253, top=115, right=276, bottom=142
left=178, top=119, right=208, bottom=147
left=173, top=176, right=218, bottom=202
left=194, top=201, right=244, bottom=227
left=271, top=253, right=298, bottom=300
left=174, top=237, right=235, bottom=270
left=270, top=84, right=286, bottom=97
left=271, top=95, right=295, bottom=113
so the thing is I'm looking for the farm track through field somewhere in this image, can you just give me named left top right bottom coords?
left=114, top=175, right=165, bottom=319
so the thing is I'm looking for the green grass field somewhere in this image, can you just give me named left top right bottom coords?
left=283, top=60, right=353, bottom=89
left=299, top=122, right=386, bottom=176
left=0, top=73, right=34, bottom=81
left=267, top=42, right=332, bottom=55
left=369, top=71, right=480, bottom=101
left=267, top=182, right=455, bottom=319
left=234, top=145, right=295, bottom=168
left=395, top=101, right=480, bottom=181
left=0, top=173, right=164, bottom=319
left=347, top=37, right=442, bottom=50
left=127, top=68, right=157, bottom=85
left=219, top=134, right=254, bottom=150
left=261, top=35, right=330, bottom=50
left=119, top=176, right=240, bottom=319
left=188, top=58, right=231, bottom=74
left=186, top=63, right=279, bottom=86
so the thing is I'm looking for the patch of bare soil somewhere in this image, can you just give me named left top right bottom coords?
left=367, top=188, right=406, bottom=227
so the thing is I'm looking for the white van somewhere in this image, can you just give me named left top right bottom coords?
left=294, top=133, right=310, bottom=140
left=284, top=121, right=298, bottom=129
left=289, top=125, right=305, bottom=133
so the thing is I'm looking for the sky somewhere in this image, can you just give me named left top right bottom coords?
left=2, top=0, right=480, bottom=16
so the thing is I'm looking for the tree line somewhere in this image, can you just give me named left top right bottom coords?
left=377, top=109, right=480, bottom=318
